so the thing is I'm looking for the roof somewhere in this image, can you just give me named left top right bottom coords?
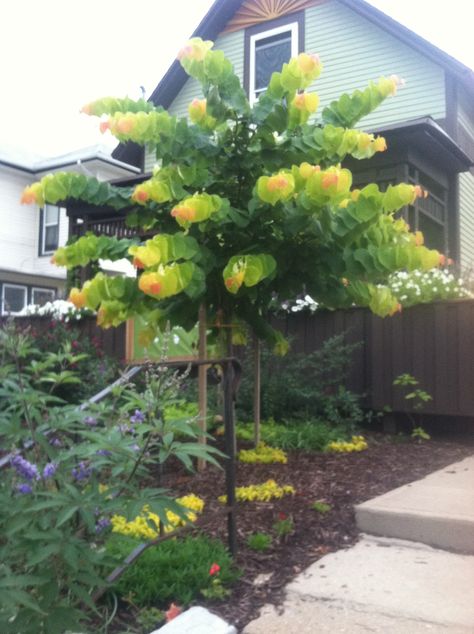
left=113, top=0, right=474, bottom=167
left=370, top=117, right=473, bottom=173
left=0, top=144, right=140, bottom=176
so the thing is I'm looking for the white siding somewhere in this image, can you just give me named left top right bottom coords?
left=0, top=166, right=67, bottom=284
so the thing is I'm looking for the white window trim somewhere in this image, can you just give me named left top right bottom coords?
left=40, top=204, right=61, bottom=256
left=249, top=21, right=299, bottom=105
left=2, top=283, right=27, bottom=315
left=32, top=287, right=56, bottom=305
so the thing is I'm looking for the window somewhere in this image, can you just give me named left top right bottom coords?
left=40, top=205, right=61, bottom=255
left=32, top=287, right=56, bottom=306
left=1, top=284, right=27, bottom=315
left=408, top=166, right=448, bottom=253
left=248, top=21, right=299, bottom=104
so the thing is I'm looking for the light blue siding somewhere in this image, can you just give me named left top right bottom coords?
left=145, top=30, right=244, bottom=172
left=304, top=1, right=445, bottom=130
left=145, top=0, right=447, bottom=171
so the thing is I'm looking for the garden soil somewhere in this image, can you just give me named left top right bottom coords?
left=114, top=433, right=473, bottom=632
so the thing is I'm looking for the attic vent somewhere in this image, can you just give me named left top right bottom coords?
left=224, top=0, right=322, bottom=33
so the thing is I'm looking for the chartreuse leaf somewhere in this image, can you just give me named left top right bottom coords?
left=170, top=193, right=225, bottom=228
left=21, top=172, right=131, bottom=210
left=322, top=76, right=403, bottom=128
left=81, top=96, right=155, bottom=116
left=138, top=262, right=195, bottom=299
left=128, top=233, right=199, bottom=269
left=347, top=281, right=400, bottom=317
left=223, top=254, right=276, bottom=294
left=53, top=234, right=136, bottom=267
left=312, top=125, right=387, bottom=160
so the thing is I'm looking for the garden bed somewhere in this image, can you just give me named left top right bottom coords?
left=112, top=433, right=473, bottom=632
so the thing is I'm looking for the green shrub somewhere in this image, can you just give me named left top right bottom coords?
left=311, top=501, right=332, bottom=514
left=236, top=333, right=363, bottom=427
left=246, top=532, right=272, bottom=551
left=237, top=419, right=351, bottom=451
left=107, top=534, right=239, bottom=607
left=0, top=325, right=222, bottom=633
left=3, top=317, right=119, bottom=404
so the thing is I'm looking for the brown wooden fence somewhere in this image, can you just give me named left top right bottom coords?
left=273, top=299, right=474, bottom=418
left=0, top=316, right=126, bottom=362
left=4, top=299, right=474, bottom=418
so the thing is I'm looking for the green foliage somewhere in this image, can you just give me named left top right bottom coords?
left=272, top=515, right=294, bottom=539
left=393, top=373, right=432, bottom=439
left=107, top=534, right=238, bottom=607
left=0, top=318, right=119, bottom=405
left=22, top=39, right=444, bottom=351
left=246, top=532, right=273, bottom=551
left=311, top=501, right=332, bottom=514
left=237, top=333, right=364, bottom=426
left=393, top=373, right=432, bottom=411
left=0, top=325, right=222, bottom=633
left=411, top=426, right=431, bottom=441
left=136, top=607, right=165, bottom=632
left=236, top=419, right=351, bottom=452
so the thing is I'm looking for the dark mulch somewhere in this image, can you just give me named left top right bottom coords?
left=112, top=433, right=473, bottom=632
left=171, top=434, right=472, bottom=631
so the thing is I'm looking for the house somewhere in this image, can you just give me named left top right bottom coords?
left=0, top=145, right=139, bottom=314
left=107, top=0, right=474, bottom=269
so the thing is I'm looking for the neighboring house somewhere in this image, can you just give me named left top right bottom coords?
left=108, top=0, right=474, bottom=269
left=0, top=146, right=139, bottom=314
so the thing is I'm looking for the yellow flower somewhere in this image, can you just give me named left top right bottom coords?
left=218, top=479, right=295, bottom=504
left=111, top=494, right=205, bottom=540
left=238, top=443, right=288, bottom=464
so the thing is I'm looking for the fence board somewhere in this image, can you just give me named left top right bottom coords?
left=4, top=299, right=474, bottom=418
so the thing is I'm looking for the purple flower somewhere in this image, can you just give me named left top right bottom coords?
left=16, top=483, right=33, bottom=495
left=43, top=462, right=58, bottom=479
left=71, top=461, right=92, bottom=482
left=11, top=455, right=40, bottom=481
left=130, top=409, right=145, bottom=424
left=49, top=437, right=62, bottom=448
left=130, top=444, right=140, bottom=452
left=84, top=416, right=98, bottom=427
left=95, top=517, right=111, bottom=534
left=118, top=424, right=131, bottom=434
left=96, top=449, right=112, bottom=457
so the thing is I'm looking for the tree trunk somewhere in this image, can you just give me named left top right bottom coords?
left=253, top=333, right=261, bottom=447
left=197, top=303, right=207, bottom=472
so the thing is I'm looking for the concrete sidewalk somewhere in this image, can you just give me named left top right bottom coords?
left=243, top=455, right=474, bottom=633
left=356, top=456, right=474, bottom=553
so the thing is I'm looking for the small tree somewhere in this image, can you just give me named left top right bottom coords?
left=22, top=38, right=442, bottom=350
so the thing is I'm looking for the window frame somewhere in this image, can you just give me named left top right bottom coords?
left=32, top=287, right=56, bottom=306
left=244, top=11, right=305, bottom=104
left=0, top=282, right=58, bottom=315
left=1, top=283, right=27, bottom=315
left=39, top=204, right=61, bottom=256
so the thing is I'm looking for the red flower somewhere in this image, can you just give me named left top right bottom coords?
left=209, top=563, right=220, bottom=576
left=278, top=512, right=287, bottom=521
left=165, top=603, right=182, bottom=622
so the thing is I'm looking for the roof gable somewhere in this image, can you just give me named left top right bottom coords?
left=113, top=0, right=474, bottom=166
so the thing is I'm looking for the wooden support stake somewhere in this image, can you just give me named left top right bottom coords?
left=197, top=304, right=207, bottom=472
left=253, top=333, right=261, bottom=447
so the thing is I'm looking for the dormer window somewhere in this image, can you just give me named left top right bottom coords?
left=245, top=14, right=303, bottom=105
